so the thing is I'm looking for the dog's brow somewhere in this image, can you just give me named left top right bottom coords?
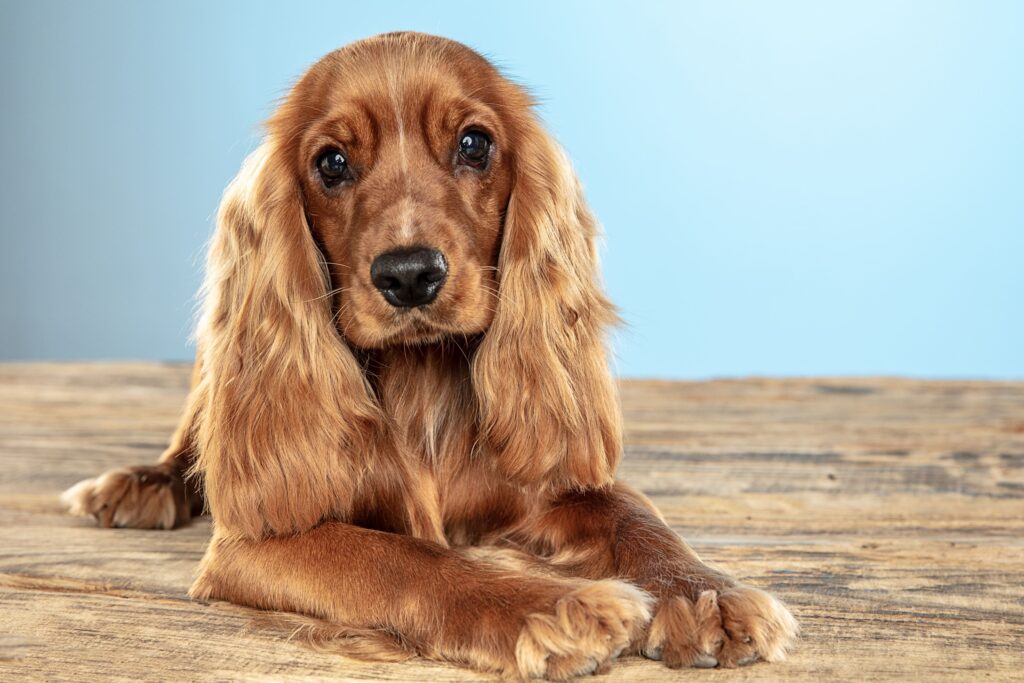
left=311, top=100, right=383, bottom=153
left=354, top=100, right=382, bottom=151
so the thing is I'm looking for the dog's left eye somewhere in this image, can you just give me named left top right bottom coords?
left=316, top=149, right=352, bottom=187
left=457, top=131, right=491, bottom=168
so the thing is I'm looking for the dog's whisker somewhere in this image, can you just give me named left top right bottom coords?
left=306, top=286, right=345, bottom=303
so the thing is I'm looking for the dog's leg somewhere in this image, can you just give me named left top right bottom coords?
left=62, top=361, right=205, bottom=529
left=515, top=482, right=798, bottom=669
left=191, top=522, right=652, bottom=680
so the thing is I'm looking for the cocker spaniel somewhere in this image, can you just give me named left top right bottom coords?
left=64, top=32, right=797, bottom=679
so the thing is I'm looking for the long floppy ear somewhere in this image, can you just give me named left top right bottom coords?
left=192, top=141, right=387, bottom=539
left=472, top=119, right=622, bottom=491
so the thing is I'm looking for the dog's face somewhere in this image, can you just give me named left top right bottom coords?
left=277, top=37, right=518, bottom=348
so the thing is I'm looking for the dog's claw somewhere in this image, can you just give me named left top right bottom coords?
left=693, top=654, right=718, bottom=668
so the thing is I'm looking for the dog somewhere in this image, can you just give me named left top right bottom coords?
left=63, top=32, right=798, bottom=679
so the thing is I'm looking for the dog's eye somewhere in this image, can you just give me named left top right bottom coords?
left=457, top=131, right=491, bottom=168
left=316, top=149, right=351, bottom=187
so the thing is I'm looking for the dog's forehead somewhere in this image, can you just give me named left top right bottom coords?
left=277, top=36, right=514, bottom=155
left=306, top=33, right=499, bottom=104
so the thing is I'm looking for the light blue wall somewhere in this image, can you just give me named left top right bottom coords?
left=1, top=1, right=1021, bottom=378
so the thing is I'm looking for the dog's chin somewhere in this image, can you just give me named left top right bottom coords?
left=343, top=309, right=486, bottom=350
left=379, top=322, right=449, bottom=348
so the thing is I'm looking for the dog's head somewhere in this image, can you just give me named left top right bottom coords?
left=275, top=35, right=519, bottom=347
left=197, top=33, right=620, bottom=537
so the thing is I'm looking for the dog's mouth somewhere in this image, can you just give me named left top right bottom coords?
left=395, top=308, right=440, bottom=331
left=368, top=306, right=460, bottom=347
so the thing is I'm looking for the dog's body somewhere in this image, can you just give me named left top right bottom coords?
left=63, top=33, right=797, bottom=679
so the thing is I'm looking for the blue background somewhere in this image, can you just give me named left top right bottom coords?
left=1, top=1, right=1021, bottom=378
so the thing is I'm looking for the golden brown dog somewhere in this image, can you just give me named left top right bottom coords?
left=64, top=32, right=797, bottom=679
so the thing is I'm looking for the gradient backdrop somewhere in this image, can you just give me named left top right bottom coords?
left=1, top=1, right=1021, bottom=378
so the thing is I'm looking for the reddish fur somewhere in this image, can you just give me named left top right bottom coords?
left=64, top=32, right=798, bottom=678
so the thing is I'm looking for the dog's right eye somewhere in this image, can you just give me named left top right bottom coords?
left=457, top=131, right=491, bottom=169
left=316, top=149, right=352, bottom=187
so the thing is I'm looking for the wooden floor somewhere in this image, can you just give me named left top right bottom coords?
left=1, top=363, right=1022, bottom=682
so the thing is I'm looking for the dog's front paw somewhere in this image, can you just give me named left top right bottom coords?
left=516, top=580, right=653, bottom=680
left=62, top=464, right=191, bottom=530
left=643, top=585, right=798, bottom=669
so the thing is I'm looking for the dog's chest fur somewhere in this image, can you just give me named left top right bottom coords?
left=367, top=343, right=526, bottom=544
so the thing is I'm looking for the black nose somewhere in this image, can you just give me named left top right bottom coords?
left=370, top=247, right=448, bottom=308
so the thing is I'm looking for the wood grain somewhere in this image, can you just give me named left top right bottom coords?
left=1, top=363, right=1022, bottom=681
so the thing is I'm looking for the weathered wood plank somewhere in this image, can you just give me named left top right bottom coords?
left=1, top=363, right=1022, bottom=681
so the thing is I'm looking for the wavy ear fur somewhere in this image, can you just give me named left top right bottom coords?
left=194, top=141, right=440, bottom=540
left=472, top=118, right=622, bottom=491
